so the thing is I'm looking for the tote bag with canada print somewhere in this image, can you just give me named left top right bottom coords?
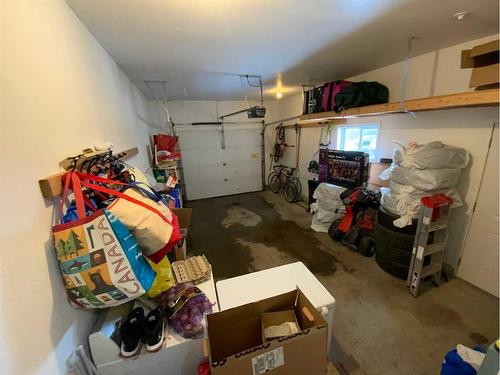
left=53, top=171, right=156, bottom=309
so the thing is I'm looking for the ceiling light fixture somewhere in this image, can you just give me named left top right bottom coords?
left=453, top=11, right=469, bottom=21
left=276, top=92, right=283, bottom=99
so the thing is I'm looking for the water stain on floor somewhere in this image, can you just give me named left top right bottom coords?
left=221, top=205, right=262, bottom=228
left=187, top=192, right=337, bottom=279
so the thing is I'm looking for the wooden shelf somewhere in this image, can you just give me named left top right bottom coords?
left=299, top=89, right=499, bottom=122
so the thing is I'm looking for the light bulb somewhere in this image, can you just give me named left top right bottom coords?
left=276, top=92, right=283, bottom=99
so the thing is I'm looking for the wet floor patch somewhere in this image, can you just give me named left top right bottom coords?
left=221, top=206, right=262, bottom=228
left=187, top=192, right=338, bottom=279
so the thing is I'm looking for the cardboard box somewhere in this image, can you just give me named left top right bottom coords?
left=461, top=39, right=499, bottom=88
left=207, top=288, right=328, bottom=375
left=367, top=162, right=390, bottom=189
left=172, top=208, right=192, bottom=260
left=261, top=310, right=300, bottom=342
left=319, top=149, right=369, bottom=189
left=172, top=208, right=192, bottom=229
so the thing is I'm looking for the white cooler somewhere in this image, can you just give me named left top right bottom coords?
left=88, top=274, right=218, bottom=375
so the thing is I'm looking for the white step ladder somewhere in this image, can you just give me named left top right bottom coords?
left=407, top=195, right=453, bottom=297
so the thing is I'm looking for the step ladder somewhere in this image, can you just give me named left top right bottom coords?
left=407, top=194, right=453, bottom=297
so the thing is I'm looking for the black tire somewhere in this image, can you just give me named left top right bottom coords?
left=373, top=223, right=415, bottom=251
left=269, top=174, right=281, bottom=193
left=267, top=171, right=278, bottom=187
left=284, top=181, right=298, bottom=203
left=376, top=241, right=412, bottom=265
left=328, top=219, right=343, bottom=240
left=357, top=237, right=375, bottom=257
left=291, top=177, right=302, bottom=200
left=377, top=206, right=417, bottom=234
left=375, top=249, right=409, bottom=280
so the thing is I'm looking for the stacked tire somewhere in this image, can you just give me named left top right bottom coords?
left=373, top=206, right=417, bottom=279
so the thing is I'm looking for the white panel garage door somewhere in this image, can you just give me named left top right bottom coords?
left=176, top=124, right=262, bottom=200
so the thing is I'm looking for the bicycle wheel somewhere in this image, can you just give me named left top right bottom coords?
left=284, top=180, right=298, bottom=202
left=290, top=177, right=302, bottom=200
left=269, top=174, right=282, bottom=193
left=267, top=171, right=278, bottom=187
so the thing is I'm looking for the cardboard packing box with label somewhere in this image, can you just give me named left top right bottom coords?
left=207, top=288, right=328, bottom=375
left=461, top=39, right=499, bottom=89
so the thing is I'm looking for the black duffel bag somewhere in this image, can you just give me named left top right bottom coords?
left=334, top=81, right=389, bottom=112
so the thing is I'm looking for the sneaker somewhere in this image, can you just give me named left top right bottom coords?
left=120, top=307, right=145, bottom=358
left=143, top=308, right=165, bottom=352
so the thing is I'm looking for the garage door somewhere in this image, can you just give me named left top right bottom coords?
left=175, top=124, right=262, bottom=200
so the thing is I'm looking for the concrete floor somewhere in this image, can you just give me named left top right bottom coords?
left=187, top=191, right=499, bottom=375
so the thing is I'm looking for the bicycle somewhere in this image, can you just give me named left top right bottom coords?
left=268, top=164, right=302, bottom=203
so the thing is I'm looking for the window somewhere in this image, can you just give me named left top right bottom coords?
left=335, top=123, right=380, bottom=161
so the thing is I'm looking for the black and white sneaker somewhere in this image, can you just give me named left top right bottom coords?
left=120, top=307, right=145, bottom=358
left=143, top=308, right=165, bottom=352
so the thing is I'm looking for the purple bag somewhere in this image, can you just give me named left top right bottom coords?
left=158, top=282, right=213, bottom=338
left=322, top=80, right=352, bottom=112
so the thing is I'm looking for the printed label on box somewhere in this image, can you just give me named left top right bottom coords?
left=251, top=347, right=285, bottom=375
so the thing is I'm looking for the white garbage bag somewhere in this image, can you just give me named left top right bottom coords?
left=310, top=183, right=346, bottom=232
left=311, top=207, right=345, bottom=233
left=389, top=181, right=463, bottom=208
left=381, top=183, right=463, bottom=228
left=392, top=141, right=469, bottom=169
left=313, top=183, right=346, bottom=211
left=380, top=165, right=461, bottom=191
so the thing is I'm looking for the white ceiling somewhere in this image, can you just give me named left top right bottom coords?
left=67, top=0, right=499, bottom=100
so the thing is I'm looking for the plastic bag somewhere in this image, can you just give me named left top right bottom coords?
left=311, top=206, right=345, bottom=232
left=380, top=165, right=461, bottom=191
left=145, top=256, right=175, bottom=298
left=389, top=181, right=463, bottom=208
left=393, top=141, right=469, bottom=170
left=310, top=183, right=346, bottom=232
left=313, top=183, right=346, bottom=211
left=381, top=183, right=463, bottom=228
left=158, top=282, right=213, bottom=339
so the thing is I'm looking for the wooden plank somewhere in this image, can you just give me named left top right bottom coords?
left=38, top=147, right=139, bottom=200
left=38, top=171, right=66, bottom=200
left=283, top=119, right=347, bottom=129
left=299, top=89, right=500, bottom=122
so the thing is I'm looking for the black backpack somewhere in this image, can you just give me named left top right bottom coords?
left=334, top=81, right=389, bottom=112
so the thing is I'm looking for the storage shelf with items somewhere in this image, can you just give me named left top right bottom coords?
left=299, top=89, right=499, bottom=123
left=151, top=133, right=185, bottom=209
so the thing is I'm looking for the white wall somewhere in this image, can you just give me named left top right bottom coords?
left=266, top=34, right=499, bottom=276
left=0, top=1, right=153, bottom=374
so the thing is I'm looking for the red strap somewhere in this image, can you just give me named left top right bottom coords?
left=75, top=172, right=128, bottom=186
left=71, top=172, right=86, bottom=219
left=61, top=171, right=72, bottom=208
left=82, top=194, right=96, bottom=212
left=80, top=180, right=173, bottom=225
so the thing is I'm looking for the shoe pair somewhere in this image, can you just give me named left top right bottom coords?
left=120, top=307, right=165, bottom=358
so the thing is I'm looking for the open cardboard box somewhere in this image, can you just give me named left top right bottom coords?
left=207, top=288, right=328, bottom=375
left=461, top=39, right=499, bottom=89
left=261, top=310, right=300, bottom=342
left=172, top=208, right=192, bottom=260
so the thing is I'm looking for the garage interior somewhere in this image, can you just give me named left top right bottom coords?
left=1, top=1, right=499, bottom=375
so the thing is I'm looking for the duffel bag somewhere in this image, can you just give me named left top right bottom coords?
left=322, top=80, right=352, bottom=112
left=334, top=81, right=389, bottom=112
left=53, top=171, right=156, bottom=309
